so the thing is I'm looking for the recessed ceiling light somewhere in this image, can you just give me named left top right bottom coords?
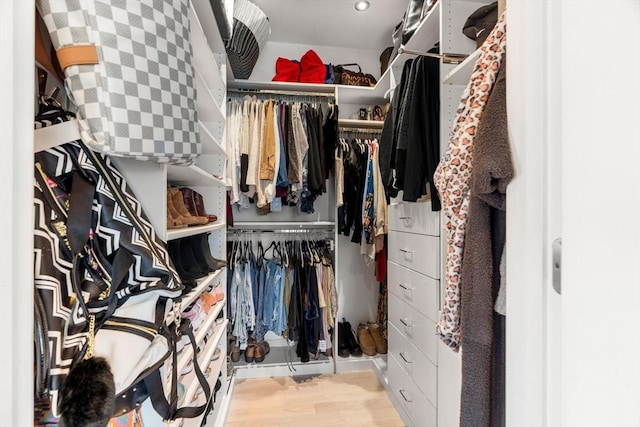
left=354, top=0, right=370, bottom=11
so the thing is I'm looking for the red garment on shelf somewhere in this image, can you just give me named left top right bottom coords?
left=299, top=50, right=326, bottom=83
left=272, top=57, right=301, bottom=82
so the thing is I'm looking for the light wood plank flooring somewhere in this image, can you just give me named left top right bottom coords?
left=225, top=370, right=404, bottom=427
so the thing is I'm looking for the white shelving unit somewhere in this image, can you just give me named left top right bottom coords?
left=114, top=1, right=231, bottom=425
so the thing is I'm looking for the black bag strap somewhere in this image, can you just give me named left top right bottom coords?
left=78, top=142, right=182, bottom=288
left=67, top=170, right=95, bottom=253
left=145, top=320, right=212, bottom=421
left=336, top=63, right=362, bottom=73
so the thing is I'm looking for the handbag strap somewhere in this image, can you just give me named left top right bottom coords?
left=337, top=63, right=362, bottom=73
left=145, top=321, right=212, bottom=420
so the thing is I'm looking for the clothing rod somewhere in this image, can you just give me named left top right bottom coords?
left=227, top=88, right=336, bottom=98
left=398, top=47, right=468, bottom=64
left=338, top=119, right=384, bottom=130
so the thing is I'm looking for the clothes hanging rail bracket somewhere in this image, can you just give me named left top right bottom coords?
left=398, top=47, right=468, bottom=65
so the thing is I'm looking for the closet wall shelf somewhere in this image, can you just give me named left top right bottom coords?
left=189, top=1, right=225, bottom=97
left=443, top=47, right=481, bottom=85
left=176, top=302, right=226, bottom=376
left=167, top=222, right=226, bottom=241
left=230, top=221, right=335, bottom=231
left=384, top=1, right=441, bottom=83
left=166, top=268, right=226, bottom=324
left=195, top=69, right=225, bottom=124
left=199, top=120, right=226, bottom=156
left=336, top=84, right=387, bottom=105
left=338, top=119, right=385, bottom=129
left=167, top=164, right=226, bottom=187
left=228, top=80, right=336, bottom=97
left=34, top=120, right=80, bottom=152
left=190, top=0, right=226, bottom=55
left=169, top=319, right=229, bottom=427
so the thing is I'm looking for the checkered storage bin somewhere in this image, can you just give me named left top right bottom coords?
left=36, top=0, right=202, bottom=165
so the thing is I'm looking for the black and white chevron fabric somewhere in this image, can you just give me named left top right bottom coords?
left=34, top=113, right=183, bottom=415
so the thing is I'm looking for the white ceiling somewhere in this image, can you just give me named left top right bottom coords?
left=250, top=0, right=407, bottom=51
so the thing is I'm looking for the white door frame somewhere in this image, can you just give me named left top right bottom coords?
left=507, top=1, right=640, bottom=426
left=0, top=0, right=36, bottom=424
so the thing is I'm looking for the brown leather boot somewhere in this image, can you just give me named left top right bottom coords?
left=244, top=344, right=255, bottom=363
left=357, top=323, right=377, bottom=356
left=253, top=342, right=266, bottom=363
left=192, top=189, right=218, bottom=223
left=167, top=187, right=190, bottom=228
left=169, top=187, right=208, bottom=226
left=368, top=322, right=387, bottom=354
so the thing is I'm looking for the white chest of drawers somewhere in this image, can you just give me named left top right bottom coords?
left=387, top=200, right=440, bottom=427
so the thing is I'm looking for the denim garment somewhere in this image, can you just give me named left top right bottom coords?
left=274, top=263, right=288, bottom=334
left=230, top=264, right=244, bottom=344
left=241, top=260, right=256, bottom=346
left=264, top=260, right=287, bottom=334
left=254, top=259, right=268, bottom=341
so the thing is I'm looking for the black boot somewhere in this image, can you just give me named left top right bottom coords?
left=167, top=240, right=198, bottom=290
left=184, top=235, right=213, bottom=275
left=178, top=237, right=209, bottom=280
left=337, top=322, right=350, bottom=358
left=194, top=233, right=227, bottom=272
left=343, top=319, right=362, bottom=357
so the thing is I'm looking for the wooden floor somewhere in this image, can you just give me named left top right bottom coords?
left=225, top=370, right=405, bottom=427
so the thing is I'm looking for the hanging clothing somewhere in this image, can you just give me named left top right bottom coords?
left=395, top=54, right=441, bottom=206
left=459, top=59, right=511, bottom=427
left=434, top=14, right=507, bottom=351
left=323, top=103, right=339, bottom=179
left=227, top=238, right=337, bottom=363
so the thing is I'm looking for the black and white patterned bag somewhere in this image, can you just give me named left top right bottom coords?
left=36, top=0, right=201, bottom=165
left=33, top=108, right=212, bottom=422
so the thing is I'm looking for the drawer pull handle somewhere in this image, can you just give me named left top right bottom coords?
left=399, top=318, right=413, bottom=328
left=399, top=389, right=413, bottom=402
left=399, top=248, right=413, bottom=254
left=399, top=283, right=413, bottom=291
left=398, top=216, right=412, bottom=220
left=399, top=352, right=412, bottom=364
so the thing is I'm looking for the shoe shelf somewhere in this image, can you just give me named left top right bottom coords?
left=169, top=318, right=229, bottom=427
left=176, top=300, right=227, bottom=378
left=233, top=345, right=334, bottom=379
left=443, top=47, right=481, bottom=85
left=336, top=353, right=388, bottom=373
left=166, top=268, right=226, bottom=325
left=167, top=164, right=226, bottom=187
left=167, top=221, right=226, bottom=241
